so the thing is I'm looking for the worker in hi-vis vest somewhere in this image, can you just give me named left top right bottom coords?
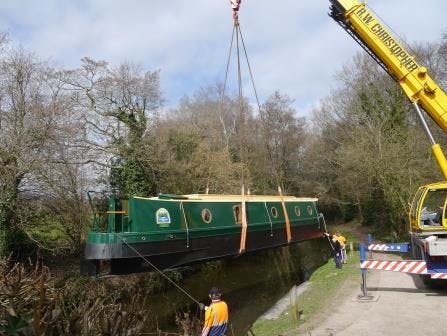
left=201, top=287, right=229, bottom=336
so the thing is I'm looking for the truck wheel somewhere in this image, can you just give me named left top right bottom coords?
left=421, top=274, right=434, bottom=287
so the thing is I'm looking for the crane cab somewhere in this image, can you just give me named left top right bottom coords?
left=410, top=182, right=447, bottom=232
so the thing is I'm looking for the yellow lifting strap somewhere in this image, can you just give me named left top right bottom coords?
left=239, top=184, right=248, bottom=253
left=106, top=211, right=127, bottom=214
left=278, top=186, right=292, bottom=243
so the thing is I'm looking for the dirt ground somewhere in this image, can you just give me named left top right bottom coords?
left=297, top=253, right=447, bottom=336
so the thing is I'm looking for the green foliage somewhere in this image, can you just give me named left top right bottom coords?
left=362, top=188, right=389, bottom=227
left=3, top=227, right=36, bottom=262
left=109, top=141, right=158, bottom=198
left=306, top=48, right=447, bottom=237
left=1, top=313, right=31, bottom=336
left=339, top=202, right=358, bottom=223
left=122, top=155, right=155, bottom=197
left=26, top=214, right=71, bottom=250
left=168, top=129, right=201, bottom=161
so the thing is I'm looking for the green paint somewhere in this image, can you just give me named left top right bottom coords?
left=87, top=196, right=321, bottom=244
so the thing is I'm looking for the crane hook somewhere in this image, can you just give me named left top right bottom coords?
left=230, top=0, right=241, bottom=24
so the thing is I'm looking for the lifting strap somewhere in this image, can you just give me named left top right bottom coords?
left=278, top=186, right=292, bottom=243
left=239, top=184, right=248, bottom=253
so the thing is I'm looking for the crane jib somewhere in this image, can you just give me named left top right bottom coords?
left=354, top=7, right=419, bottom=73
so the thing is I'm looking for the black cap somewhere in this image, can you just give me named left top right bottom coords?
left=209, top=287, right=222, bottom=297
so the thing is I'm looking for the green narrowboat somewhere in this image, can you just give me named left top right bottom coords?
left=83, top=194, right=324, bottom=274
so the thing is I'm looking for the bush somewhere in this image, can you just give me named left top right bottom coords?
left=0, top=259, right=149, bottom=335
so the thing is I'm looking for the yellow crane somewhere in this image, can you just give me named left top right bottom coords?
left=330, top=0, right=447, bottom=267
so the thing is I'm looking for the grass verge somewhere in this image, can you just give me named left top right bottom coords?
left=251, top=252, right=361, bottom=336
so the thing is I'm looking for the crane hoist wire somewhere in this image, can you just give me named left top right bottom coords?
left=103, top=2, right=263, bottom=317
left=219, top=0, right=277, bottom=190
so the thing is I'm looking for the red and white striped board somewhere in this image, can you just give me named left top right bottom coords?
left=430, top=273, right=447, bottom=279
left=368, top=244, right=388, bottom=251
left=360, top=260, right=427, bottom=274
left=360, top=260, right=447, bottom=279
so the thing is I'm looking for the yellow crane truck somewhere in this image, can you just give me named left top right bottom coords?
left=329, top=0, right=447, bottom=279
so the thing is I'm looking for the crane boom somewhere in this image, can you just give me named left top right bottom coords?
left=330, top=0, right=447, bottom=278
left=330, top=0, right=447, bottom=180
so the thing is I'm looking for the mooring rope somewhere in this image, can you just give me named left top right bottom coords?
left=113, top=233, right=202, bottom=306
left=263, top=201, right=274, bottom=237
left=179, top=201, right=190, bottom=248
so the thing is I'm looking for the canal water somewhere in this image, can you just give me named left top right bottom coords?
left=144, top=237, right=331, bottom=334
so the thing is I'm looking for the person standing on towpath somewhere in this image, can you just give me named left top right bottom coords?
left=324, top=233, right=342, bottom=269
left=335, top=231, right=347, bottom=264
left=201, top=287, right=229, bottom=336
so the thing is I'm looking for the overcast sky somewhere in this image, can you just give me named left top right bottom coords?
left=1, top=0, right=446, bottom=115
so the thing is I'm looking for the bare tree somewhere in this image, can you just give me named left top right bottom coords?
left=307, top=51, right=443, bottom=235
left=0, top=46, right=72, bottom=257
left=65, top=57, right=163, bottom=197
left=254, top=91, right=307, bottom=194
left=153, top=84, right=245, bottom=194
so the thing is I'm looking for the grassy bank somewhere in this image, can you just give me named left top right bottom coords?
left=251, top=221, right=366, bottom=336
left=251, top=252, right=361, bottom=336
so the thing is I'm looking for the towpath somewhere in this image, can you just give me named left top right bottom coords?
left=297, top=253, right=447, bottom=336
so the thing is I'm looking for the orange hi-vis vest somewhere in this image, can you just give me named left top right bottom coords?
left=204, top=300, right=228, bottom=336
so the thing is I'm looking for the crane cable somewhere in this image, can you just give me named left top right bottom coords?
left=234, top=2, right=249, bottom=253
left=234, top=4, right=291, bottom=242
left=220, top=1, right=293, bottom=248
left=232, top=4, right=282, bottom=190
left=220, top=0, right=277, bottom=190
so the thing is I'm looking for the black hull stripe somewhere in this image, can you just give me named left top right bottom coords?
left=85, top=226, right=323, bottom=272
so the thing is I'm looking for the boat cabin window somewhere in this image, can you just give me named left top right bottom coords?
left=420, top=189, right=447, bottom=227
left=201, top=208, right=212, bottom=224
left=234, top=205, right=242, bottom=224
left=233, top=204, right=249, bottom=224
left=295, top=206, right=301, bottom=217
left=307, top=205, right=313, bottom=216
left=271, top=207, right=278, bottom=218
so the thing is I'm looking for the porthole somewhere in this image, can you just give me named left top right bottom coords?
left=307, top=205, right=313, bottom=215
left=233, top=205, right=242, bottom=225
left=201, top=208, right=212, bottom=223
left=295, top=206, right=301, bottom=217
left=271, top=207, right=278, bottom=218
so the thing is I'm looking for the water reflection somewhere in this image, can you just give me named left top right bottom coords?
left=146, top=238, right=330, bottom=334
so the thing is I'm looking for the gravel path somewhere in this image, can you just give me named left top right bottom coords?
left=299, top=255, right=447, bottom=336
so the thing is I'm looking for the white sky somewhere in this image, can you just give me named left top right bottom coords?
left=1, top=0, right=446, bottom=115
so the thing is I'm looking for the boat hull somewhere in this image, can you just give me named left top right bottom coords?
left=85, top=225, right=323, bottom=274
left=83, top=194, right=324, bottom=275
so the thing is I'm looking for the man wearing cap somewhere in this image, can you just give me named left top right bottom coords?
left=201, top=287, right=229, bottom=336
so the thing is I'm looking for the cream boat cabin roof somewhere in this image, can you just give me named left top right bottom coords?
left=134, top=194, right=319, bottom=203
